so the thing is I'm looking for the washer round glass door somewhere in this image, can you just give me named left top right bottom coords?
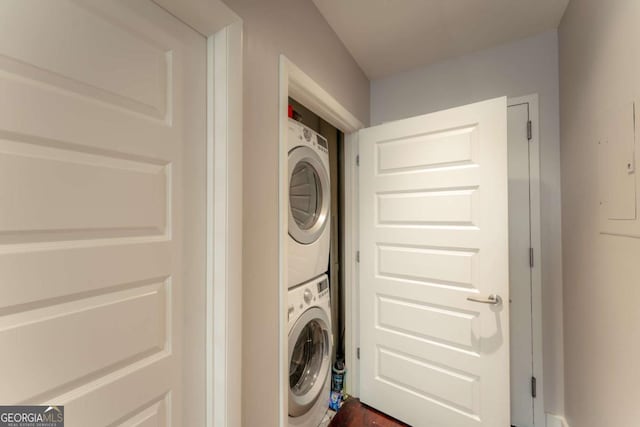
left=288, top=146, right=330, bottom=245
left=288, top=307, right=331, bottom=417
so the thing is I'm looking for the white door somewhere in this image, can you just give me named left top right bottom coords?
left=508, top=103, right=534, bottom=427
left=359, top=97, right=510, bottom=427
left=0, top=1, right=206, bottom=426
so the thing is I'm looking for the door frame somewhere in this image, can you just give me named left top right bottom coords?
left=278, top=55, right=364, bottom=425
left=507, top=94, right=545, bottom=426
left=151, top=2, right=243, bottom=426
left=345, top=94, right=546, bottom=426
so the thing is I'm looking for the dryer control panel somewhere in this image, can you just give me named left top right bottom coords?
left=288, top=118, right=329, bottom=154
left=314, top=134, right=328, bottom=153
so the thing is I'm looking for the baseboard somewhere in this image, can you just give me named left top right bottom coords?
left=546, top=413, right=569, bottom=427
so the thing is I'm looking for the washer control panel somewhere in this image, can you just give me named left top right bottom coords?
left=303, top=289, right=313, bottom=305
left=287, top=275, right=330, bottom=324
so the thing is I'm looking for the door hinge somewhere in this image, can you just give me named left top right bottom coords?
left=529, top=247, right=534, bottom=268
left=527, top=120, right=533, bottom=141
left=356, top=155, right=360, bottom=166
left=356, top=251, right=360, bottom=263
left=357, top=347, right=360, bottom=359
left=531, top=376, right=537, bottom=398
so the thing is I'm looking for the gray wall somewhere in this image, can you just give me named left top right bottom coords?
left=370, top=31, right=564, bottom=416
left=220, top=1, right=369, bottom=426
left=559, top=1, right=640, bottom=426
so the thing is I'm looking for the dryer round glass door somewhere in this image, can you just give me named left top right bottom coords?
left=288, top=146, right=330, bottom=245
left=288, top=307, right=331, bottom=417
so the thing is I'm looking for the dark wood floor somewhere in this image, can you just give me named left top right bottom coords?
left=329, top=398, right=409, bottom=427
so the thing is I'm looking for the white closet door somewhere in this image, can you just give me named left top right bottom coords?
left=359, top=97, right=510, bottom=427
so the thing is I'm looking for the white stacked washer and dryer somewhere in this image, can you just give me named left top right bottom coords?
left=287, top=118, right=333, bottom=427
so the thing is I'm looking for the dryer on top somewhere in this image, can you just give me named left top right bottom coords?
left=287, top=119, right=331, bottom=288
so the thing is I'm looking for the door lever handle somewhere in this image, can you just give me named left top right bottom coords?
left=467, top=294, right=502, bottom=305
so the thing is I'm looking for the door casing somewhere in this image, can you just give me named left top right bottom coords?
left=278, top=56, right=364, bottom=425
left=506, top=95, right=545, bottom=427
left=149, top=3, right=244, bottom=426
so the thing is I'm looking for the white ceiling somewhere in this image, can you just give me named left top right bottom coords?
left=313, top=0, right=569, bottom=79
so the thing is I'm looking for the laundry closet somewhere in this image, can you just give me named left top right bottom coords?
left=286, top=97, right=347, bottom=427
left=283, top=57, right=544, bottom=427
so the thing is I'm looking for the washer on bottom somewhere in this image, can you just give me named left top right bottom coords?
left=287, top=275, right=332, bottom=427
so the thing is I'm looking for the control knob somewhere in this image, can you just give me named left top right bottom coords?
left=303, top=289, right=313, bottom=305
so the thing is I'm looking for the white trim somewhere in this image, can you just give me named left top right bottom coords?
left=278, top=55, right=365, bottom=426
left=509, top=94, right=545, bottom=427
left=206, top=35, right=216, bottom=427
left=343, top=132, right=360, bottom=397
left=211, top=22, right=243, bottom=427
left=546, top=413, right=570, bottom=427
left=278, top=56, right=290, bottom=427
left=153, top=0, right=239, bottom=36
left=152, top=2, right=243, bottom=427
left=286, top=59, right=364, bottom=134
